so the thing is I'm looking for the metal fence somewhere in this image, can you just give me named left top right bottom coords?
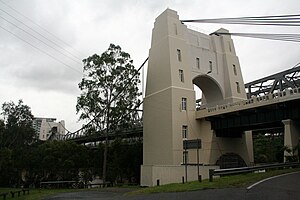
left=209, top=162, right=300, bottom=182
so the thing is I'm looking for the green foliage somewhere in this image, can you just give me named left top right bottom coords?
left=253, top=133, right=284, bottom=163
left=77, top=43, right=142, bottom=182
left=0, top=98, right=142, bottom=187
left=0, top=100, right=36, bottom=148
left=76, top=43, right=141, bottom=131
left=282, top=144, right=300, bottom=162
left=0, top=148, right=16, bottom=186
left=0, top=100, right=37, bottom=187
left=107, top=139, right=142, bottom=183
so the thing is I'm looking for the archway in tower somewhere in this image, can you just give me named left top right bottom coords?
left=193, top=75, right=224, bottom=109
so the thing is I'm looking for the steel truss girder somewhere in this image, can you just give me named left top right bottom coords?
left=245, top=65, right=300, bottom=98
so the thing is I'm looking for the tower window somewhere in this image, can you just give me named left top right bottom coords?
left=173, top=23, right=178, bottom=35
left=182, top=125, right=188, bottom=139
left=177, top=49, right=182, bottom=62
left=179, top=69, right=184, bottom=82
left=233, top=64, right=237, bottom=75
left=236, top=82, right=241, bottom=93
left=228, top=41, right=232, bottom=52
left=196, top=57, right=200, bottom=69
left=209, top=61, right=213, bottom=72
left=181, top=97, right=187, bottom=111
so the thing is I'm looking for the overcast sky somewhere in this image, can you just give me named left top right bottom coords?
left=0, top=0, right=299, bottom=132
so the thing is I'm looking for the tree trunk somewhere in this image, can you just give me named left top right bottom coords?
left=102, top=101, right=110, bottom=184
left=102, top=134, right=108, bottom=184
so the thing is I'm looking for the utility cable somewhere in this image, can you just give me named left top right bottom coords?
left=212, top=32, right=300, bottom=43
left=181, top=14, right=300, bottom=26
left=0, top=24, right=82, bottom=74
left=0, top=15, right=82, bottom=65
left=0, top=0, right=84, bottom=57
left=0, top=8, right=82, bottom=62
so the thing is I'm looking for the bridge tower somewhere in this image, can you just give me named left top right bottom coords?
left=141, top=9, right=253, bottom=186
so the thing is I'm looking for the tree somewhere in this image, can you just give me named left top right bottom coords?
left=107, top=139, right=142, bottom=184
left=76, top=44, right=141, bottom=183
left=282, top=144, right=299, bottom=162
left=1, top=100, right=36, bottom=148
left=0, top=100, right=36, bottom=186
left=253, top=133, right=284, bottom=163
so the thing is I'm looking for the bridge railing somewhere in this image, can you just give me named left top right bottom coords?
left=61, top=119, right=143, bottom=141
left=209, top=162, right=300, bottom=182
left=197, top=87, right=300, bottom=117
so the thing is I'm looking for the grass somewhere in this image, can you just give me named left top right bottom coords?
left=0, top=185, right=139, bottom=200
left=127, top=168, right=300, bottom=195
left=1, top=168, right=299, bottom=199
left=0, top=188, right=84, bottom=200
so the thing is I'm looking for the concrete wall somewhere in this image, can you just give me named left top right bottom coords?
left=141, top=165, right=219, bottom=186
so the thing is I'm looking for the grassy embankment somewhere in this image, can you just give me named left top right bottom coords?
left=1, top=168, right=299, bottom=199
left=0, top=188, right=81, bottom=200
left=128, top=167, right=300, bottom=195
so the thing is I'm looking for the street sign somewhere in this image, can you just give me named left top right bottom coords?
left=183, top=139, right=201, bottom=149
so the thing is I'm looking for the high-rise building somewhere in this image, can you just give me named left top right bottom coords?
left=33, top=117, right=65, bottom=141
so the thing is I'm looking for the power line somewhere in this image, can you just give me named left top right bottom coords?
left=181, top=14, right=300, bottom=26
left=0, top=15, right=82, bottom=65
left=212, top=32, right=300, bottom=43
left=0, top=8, right=83, bottom=62
left=0, top=0, right=85, bottom=58
left=0, top=24, right=82, bottom=74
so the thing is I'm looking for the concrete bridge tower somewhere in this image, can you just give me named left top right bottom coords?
left=141, top=9, right=253, bottom=186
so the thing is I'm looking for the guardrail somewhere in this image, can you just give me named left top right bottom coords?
left=209, top=162, right=300, bottom=182
left=40, top=180, right=113, bottom=189
left=40, top=181, right=79, bottom=189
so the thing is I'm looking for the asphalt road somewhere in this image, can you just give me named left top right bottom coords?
left=44, top=172, right=300, bottom=200
left=245, top=171, right=300, bottom=200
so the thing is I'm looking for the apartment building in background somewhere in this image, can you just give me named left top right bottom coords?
left=33, top=117, right=65, bottom=141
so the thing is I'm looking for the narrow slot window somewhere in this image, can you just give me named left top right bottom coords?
left=196, top=57, right=200, bottom=69
left=181, top=97, right=187, bottom=111
left=236, top=82, right=241, bottom=93
left=209, top=61, right=212, bottom=72
left=228, top=41, right=232, bottom=52
left=233, top=64, right=237, bottom=75
left=173, top=23, right=178, bottom=35
left=182, top=125, right=188, bottom=139
left=177, top=49, right=182, bottom=62
left=179, top=69, right=184, bottom=82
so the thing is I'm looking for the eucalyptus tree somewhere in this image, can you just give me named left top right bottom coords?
left=1, top=99, right=36, bottom=148
left=0, top=100, right=36, bottom=186
left=76, top=44, right=141, bottom=183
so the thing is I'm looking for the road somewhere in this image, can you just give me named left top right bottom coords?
left=245, top=171, right=300, bottom=200
left=44, top=172, right=300, bottom=200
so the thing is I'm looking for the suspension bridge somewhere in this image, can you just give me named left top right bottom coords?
left=59, top=64, right=300, bottom=144
left=49, top=8, right=300, bottom=186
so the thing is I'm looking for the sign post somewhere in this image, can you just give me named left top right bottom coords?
left=183, top=139, right=201, bottom=183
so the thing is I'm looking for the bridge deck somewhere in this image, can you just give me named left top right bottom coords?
left=196, top=87, right=300, bottom=119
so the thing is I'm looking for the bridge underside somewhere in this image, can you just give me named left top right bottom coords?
left=208, top=99, right=300, bottom=137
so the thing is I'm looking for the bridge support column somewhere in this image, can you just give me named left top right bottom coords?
left=244, top=130, right=254, bottom=166
left=282, top=119, right=300, bottom=162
